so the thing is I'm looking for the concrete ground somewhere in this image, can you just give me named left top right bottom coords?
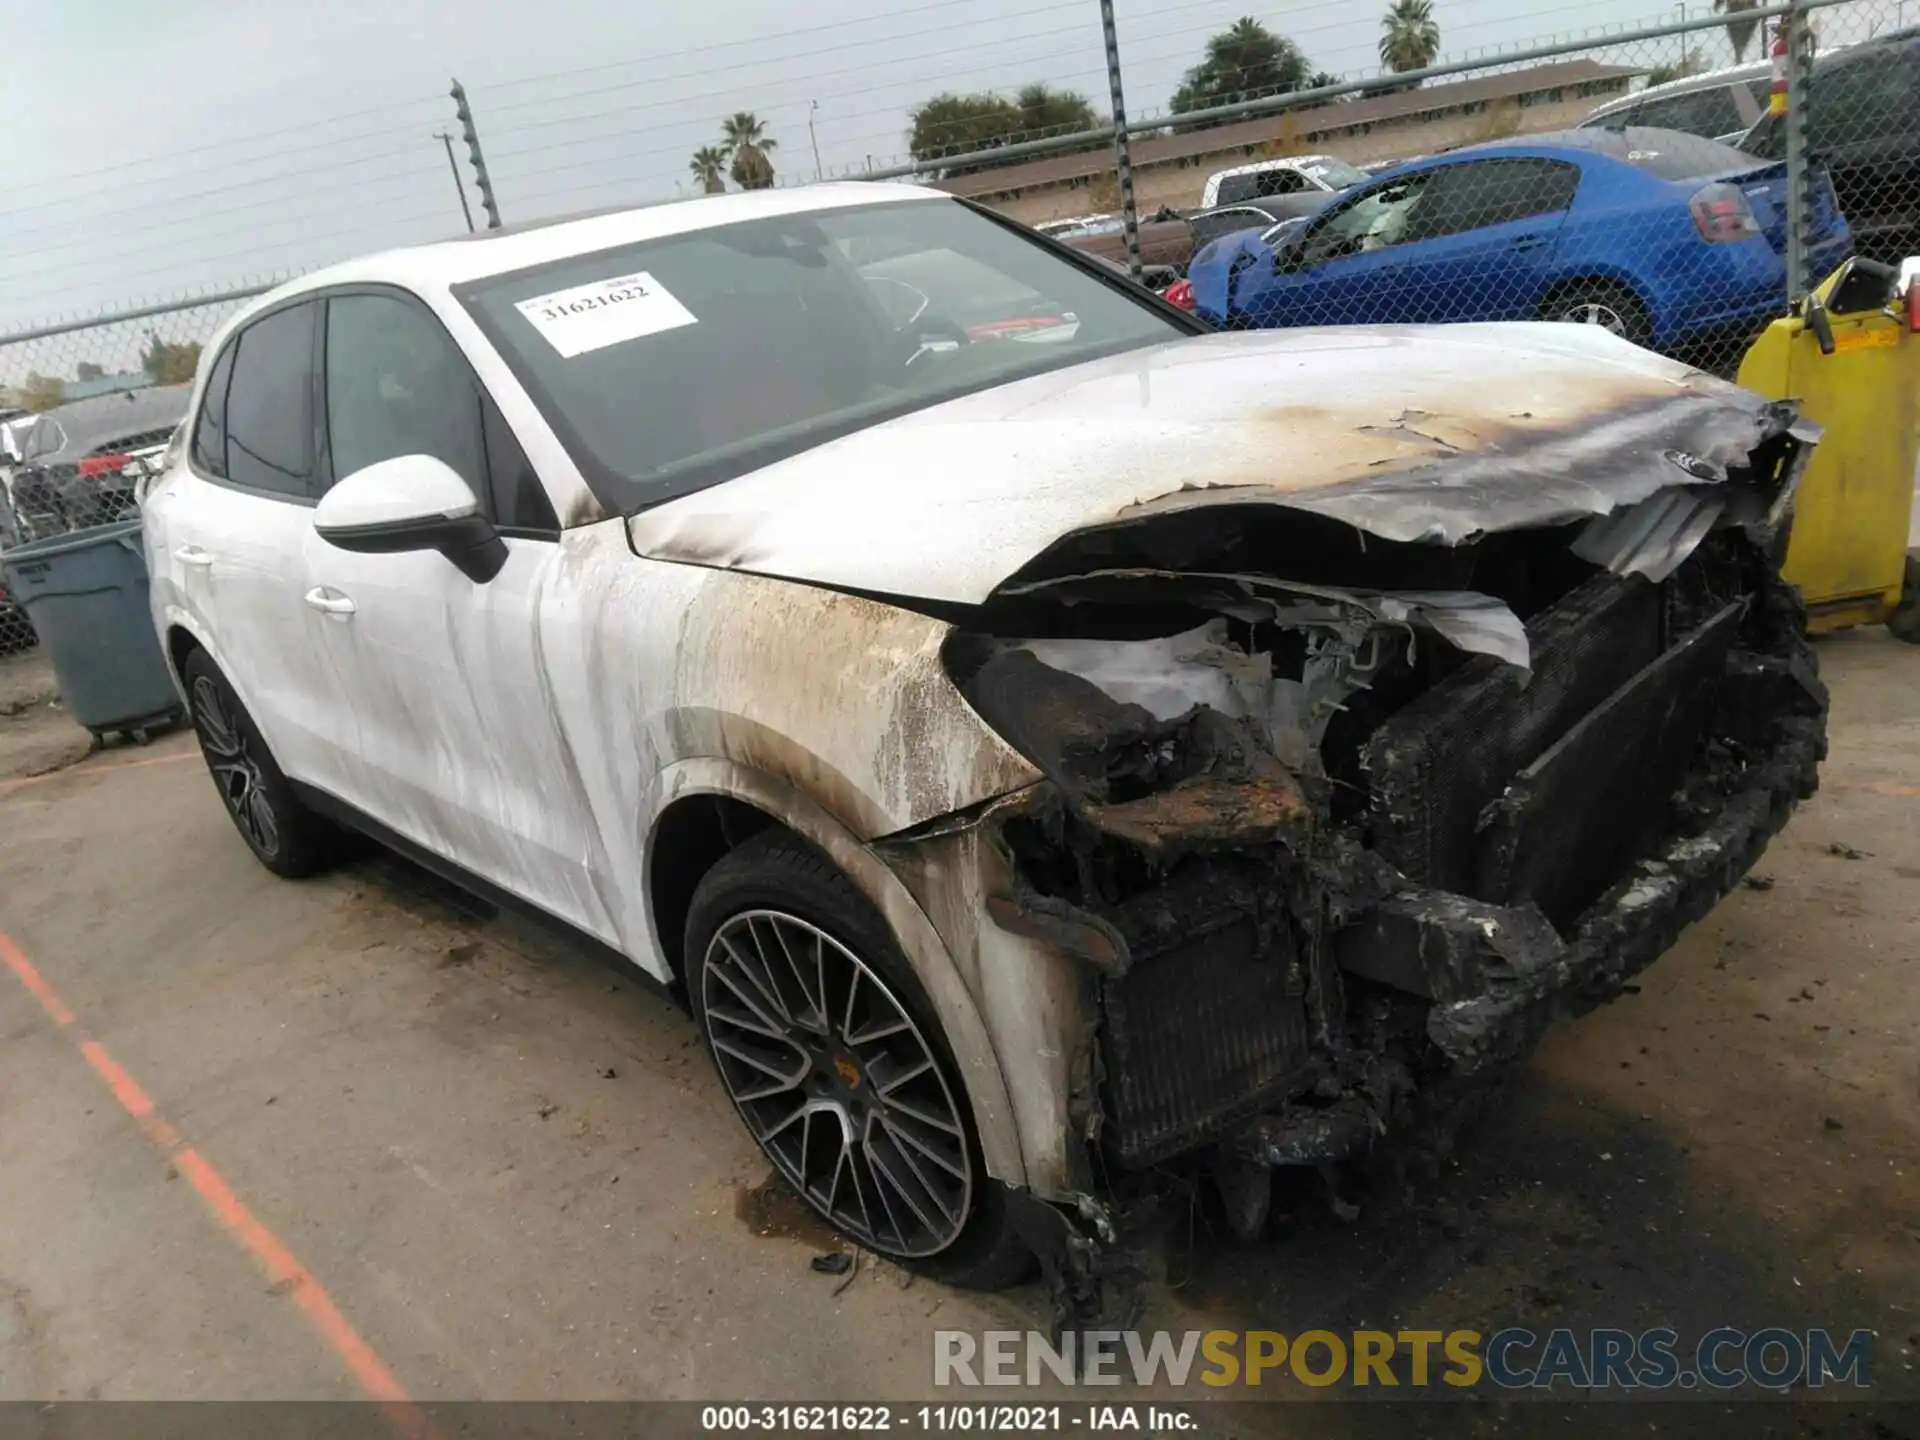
left=0, top=627, right=1915, bottom=1430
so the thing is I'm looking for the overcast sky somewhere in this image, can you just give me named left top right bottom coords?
left=0, top=0, right=1758, bottom=342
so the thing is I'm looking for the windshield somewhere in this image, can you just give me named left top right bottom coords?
left=458, top=198, right=1184, bottom=513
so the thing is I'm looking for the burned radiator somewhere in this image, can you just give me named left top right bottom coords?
left=1100, top=907, right=1311, bottom=1166
left=1363, top=570, right=1742, bottom=929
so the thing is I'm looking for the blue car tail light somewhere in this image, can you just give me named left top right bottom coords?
left=1690, top=183, right=1763, bottom=242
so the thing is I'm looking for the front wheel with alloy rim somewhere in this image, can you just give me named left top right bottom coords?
left=685, top=832, right=1033, bottom=1289
left=181, top=648, right=339, bottom=878
left=1542, top=280, right=1652, bottom=348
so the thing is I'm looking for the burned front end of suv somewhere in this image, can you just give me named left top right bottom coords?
left=880, top=383, right=1824, bottom=1318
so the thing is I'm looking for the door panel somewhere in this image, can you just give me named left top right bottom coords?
left=1380, top=158, right=1579, bottom=324
left=308, top=288, right=603, bottom=935
left=304, top=537, right=610, bottom=936
left=1257, top=172, right=1438, bottom=325
left=170, top=301, right=355, bottom=791
left=174, top=477, right=346, bottom=784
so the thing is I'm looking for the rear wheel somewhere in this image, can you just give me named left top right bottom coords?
left=1542, top=280, right=1652, bottom=348
left=182, top=648, right=339, bottom=877
left=685, top=831, right=1032, bottom=1289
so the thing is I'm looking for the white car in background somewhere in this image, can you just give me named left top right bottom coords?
left=1198, top=153, right=1368, bottom=208
left=1579, top=60, right=1774, bottom=143
left=143, top=182, right=1824, bottom=1318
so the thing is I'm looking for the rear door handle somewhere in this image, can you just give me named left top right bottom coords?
left=303, top=586, right=356, bottom=616
left=174, top=545, right=213, bottom=568
left=1509, top=233, right=1549, bottom=252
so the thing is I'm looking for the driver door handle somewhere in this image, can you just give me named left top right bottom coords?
left=174, top=545, right=213, bottom=568
left=303, top=586, right=356, bottom=616
left=1509, top=233, right=1549, bottom=252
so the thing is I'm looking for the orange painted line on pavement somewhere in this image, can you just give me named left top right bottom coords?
left=0, top=928, right=434, bottom=1438
left=0, top=750, right=196, bottom=798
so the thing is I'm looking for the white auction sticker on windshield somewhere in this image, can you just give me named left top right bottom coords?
left=514, top=271, right=696, bottom=358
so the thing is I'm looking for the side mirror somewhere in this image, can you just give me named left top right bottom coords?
left=314, top=454, right=507, bottom=584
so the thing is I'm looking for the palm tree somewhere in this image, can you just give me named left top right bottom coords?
left=689, top=146, right=728, bottom=195
left=722, top=112, right=777, bottom=191
left=1169, top=17, right=1312, bottom=120
left=1379, top=0, right=1441, bottom=74
left=1715, top=0, right=1762, bottom=60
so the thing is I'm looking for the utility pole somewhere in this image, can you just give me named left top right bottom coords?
left=1097, top=0, right=1142, bottom=282
left=809, top=100, right=823, bottom=182
left=434, top=130, right=476, bottom=233
left=1782, top=0, right=1815, bottom=304
left=449, top=78, right=502, bottom=230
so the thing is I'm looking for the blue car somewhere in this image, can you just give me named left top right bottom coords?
left=1189, top=127, right=1852, bottom=362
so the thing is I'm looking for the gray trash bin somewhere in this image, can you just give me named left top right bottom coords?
left=0, top=519, right=184, bottom=745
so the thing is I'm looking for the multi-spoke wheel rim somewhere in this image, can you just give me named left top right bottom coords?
left=190, top=675, right=279, bottom=859
left=701, top=910, right=973, bottom=1258
left=1560, top=300, right=1627, bottom=335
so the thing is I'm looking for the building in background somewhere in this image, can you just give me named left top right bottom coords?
left=936, top=59, right=1642, bottom=222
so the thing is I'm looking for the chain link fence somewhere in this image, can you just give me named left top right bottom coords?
left=911, top=0, right=1912, bottom=381
left=0, top=0, right=1911, bottom=673
left=0, top=289, right=273, bottom=652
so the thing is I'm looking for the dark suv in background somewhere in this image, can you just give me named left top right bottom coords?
left=1740, top=26, right=1920, bottom=263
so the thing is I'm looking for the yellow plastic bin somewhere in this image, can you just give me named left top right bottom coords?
left=1735, top=256, right=1920, bottom=640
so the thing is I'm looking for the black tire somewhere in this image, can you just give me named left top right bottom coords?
left=685, top=830, right=1034, bottom=1290
left=181, top=648, right=338, bottom=878
left=1889, top=553, right=1920, bottom=645
left=1541, top=279, right=1652, bottom=349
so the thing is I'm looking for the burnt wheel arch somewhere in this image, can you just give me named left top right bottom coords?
left=647, top=794, right=775, bottom=990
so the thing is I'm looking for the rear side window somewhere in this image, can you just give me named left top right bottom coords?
left=1250, top=170, right=1308, bottom=199
left=1815, top=48, right=1918, bottom=147
left=190, top=343, right=237, bottom=478
left=1216, top=175, right=1258, bottom=205
left=1413, top=158, right=1580, bottom=240
left=223, top=302, right=317, bottom=498
left=1631, top=86, right=1747, bottom=138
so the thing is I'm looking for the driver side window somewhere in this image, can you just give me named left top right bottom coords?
left=324, top=293, right=485, bottom=496
left=1299, top=174, right=1432, bottom=266
left=322, top=291, right=559, bottom=533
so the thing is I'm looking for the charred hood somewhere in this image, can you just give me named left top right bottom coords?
left=625, top=323, right=1816, bottom=611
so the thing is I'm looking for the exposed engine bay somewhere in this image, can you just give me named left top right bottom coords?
left=909, top=400, right=1826, bottom=1322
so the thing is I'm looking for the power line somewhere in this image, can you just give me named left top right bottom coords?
left=0, top=160, right=462, bottom=272
left=473, top=0, right=1082, bottom=96
left=16, top=205, right=454, bottom=307
left=0, top=146, right=443, bottom=245
left=479, top=0, right=1102, bottom=120
left=0, top=96, right=446, bottom=215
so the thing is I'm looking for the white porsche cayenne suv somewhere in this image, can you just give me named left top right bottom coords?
left=146, top=182, right=1824, bottom=1313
